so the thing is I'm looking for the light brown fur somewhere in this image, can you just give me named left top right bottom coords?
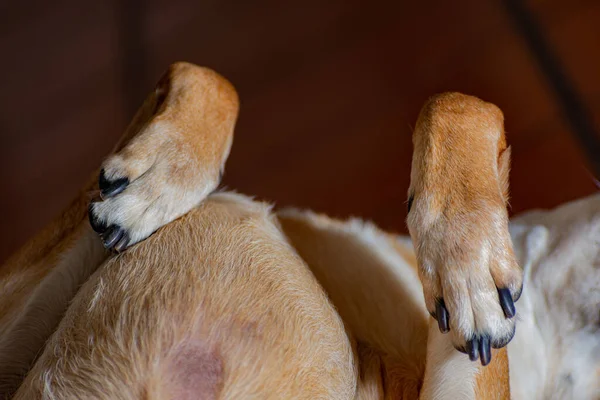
left=407, top=93, right=522, bottom=359
left=0, top=62, right=238, bottom=397
left=475, top=348, right=510, bottom=399
left=14, top=193, right=355, bottom=399
left=1, top=63, right=514, bottom=399
left=278, top=210, right=428, bottom=399
left=90, top=62, right=239, bottom=249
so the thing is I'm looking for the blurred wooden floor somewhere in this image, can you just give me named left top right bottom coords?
left=1, top=0, right=599, bottom=263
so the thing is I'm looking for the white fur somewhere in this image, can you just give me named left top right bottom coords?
left=333, top=216, right=427, bottom=313
left=419, top=321, right=479, bottom=399
left=508, top=194, right=600, bottom=399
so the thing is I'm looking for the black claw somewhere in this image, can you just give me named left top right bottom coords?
left=101, top=225, right=124, bottom=250
left=435, top=299, right=450, bottom=333
left=466, top=337, right=480, bottom=362
left=88, top=203, right=107, bottom=233
left=479, top=335, right=491, bottom=366
left=113, top=232, right=130, bottom=253
left=498, top=288, right=516, bottom=318
left=99, top=169, right=129, bottom=199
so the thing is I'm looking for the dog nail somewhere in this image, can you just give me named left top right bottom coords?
left=113, top=232, right=130, bottom=253
left=466, top=337, right=479, bottom=362
left=102, top=226, right=124, bottom=249
left=479, top=336, right=491, bottom=366
left=88, top=203, right=107, bottom=233
left=99, top=169, right=129, bottom=199
left=498, top=288, right=516, bottom=318
left=436, top=299, right=450, bottom=333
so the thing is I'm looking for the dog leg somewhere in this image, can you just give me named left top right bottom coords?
left=419, top=319, right=510, bottom=400
left=88, top=62, right=238, bottom=251
left=14, top=194, right=355, bottom=399
left=0, top=185, right=105, bottom=397
left=0, top=62, right=238, bottom=397
left=406, top=93, right=523, bottom=367
left=278, top=209, right=429, bottom=399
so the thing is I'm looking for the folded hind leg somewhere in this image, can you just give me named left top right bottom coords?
left=15, top=193, right=355, bottom=399
left=0, top=62, right=238, bottom=397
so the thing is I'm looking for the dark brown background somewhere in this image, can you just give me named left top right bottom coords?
left=1, top=0, right=599, bottom=263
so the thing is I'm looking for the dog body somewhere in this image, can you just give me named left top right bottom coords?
left=1, top=63, right=599, bottom=399
left=13, top=194, right=355, bottom=399
left=507, top=194, right=600, bottom=399
left=282, top=195, right=600, bottom=400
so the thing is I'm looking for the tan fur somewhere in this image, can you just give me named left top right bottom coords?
left=0, top=170, right=104, bottom=396
left=407, top=93, right=522, bottom=354
left=14, top=193, right=355, bottom=399
left=278, top=210, right=428, bottom=399
left=90, top=62, right=239, bottom=248
left=0, top=62, right=238, bottom=398
left=278, top=210, right=510, bottom=399
left=474, top=348, right=510, bottom=399
left=0, top=189, right=92, bottom=330
left=1, top=64, right=519, bottom=398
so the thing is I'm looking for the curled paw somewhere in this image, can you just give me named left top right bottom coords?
left=88, top=62, right=238, bottom=252
left=89, top=170, right=132, bottom=252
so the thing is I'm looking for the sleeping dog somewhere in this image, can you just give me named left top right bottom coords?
left=1, top=62, right=598, bottom=399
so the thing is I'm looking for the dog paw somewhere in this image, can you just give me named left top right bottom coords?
left=408, top=204, right=523, bottom=366
left=89, top=156, right=218, bottom=252
left=407, top=92, right=523, bottom=366
left=88, top=62, right=238, bottom=252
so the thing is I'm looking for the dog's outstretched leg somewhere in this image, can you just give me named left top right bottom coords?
left=419, top=320, right=510, bottom=400
left=406, top=93, right=523, bottom=368
left=0, top=62, right=238, bottom=397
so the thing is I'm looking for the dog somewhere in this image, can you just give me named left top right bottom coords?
left=1, top=62, right=599, bottom=399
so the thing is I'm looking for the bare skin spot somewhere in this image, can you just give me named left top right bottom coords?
left=162, top=341, right=223, bottom=400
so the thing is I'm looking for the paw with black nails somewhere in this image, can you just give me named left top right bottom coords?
left=88, top=133, right=222, bottom=253
left=89, top=169, right=133, bottom=252
left=98, top=170, right=129, bottom=199
left=408, top=204, right=523, bottom=366
left=87, top=62, right=236, bottom=252
left=424, top=269, right=521, bottom=366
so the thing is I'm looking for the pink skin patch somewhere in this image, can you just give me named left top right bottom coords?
left=163, top=341, right=223, bottom=400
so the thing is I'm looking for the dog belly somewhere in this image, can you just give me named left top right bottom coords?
left=14, top=193, right=355, bottom=400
